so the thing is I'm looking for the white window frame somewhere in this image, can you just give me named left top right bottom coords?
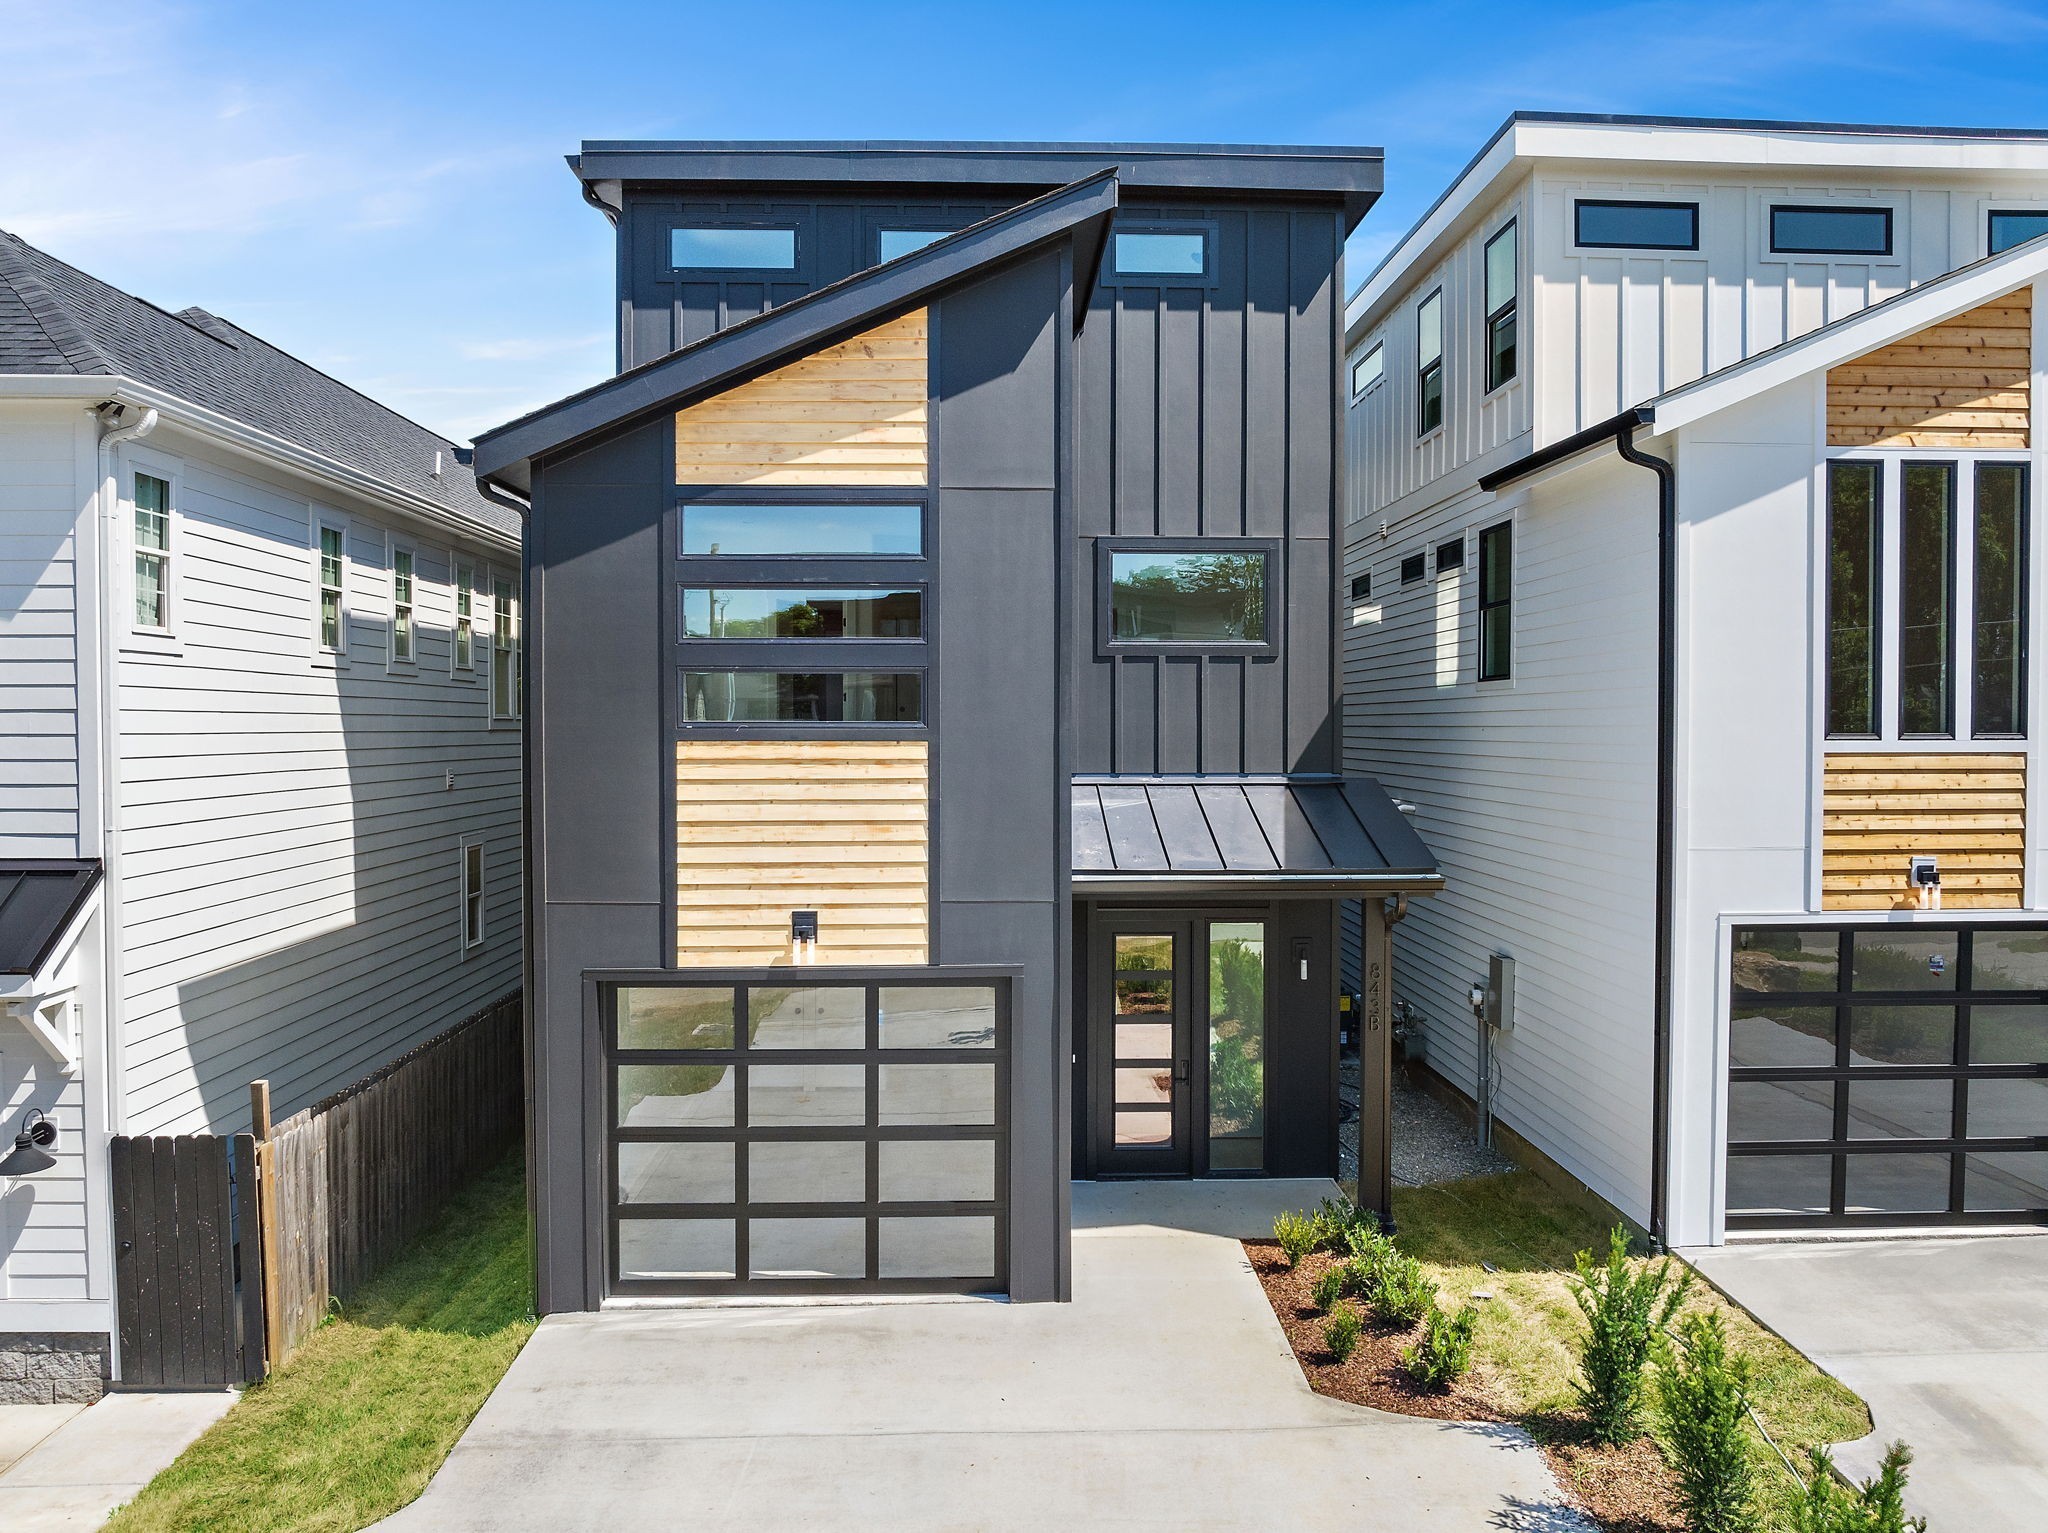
left=459, top=836, right=485, bottom=954
left=312, top=512, right=350, bottom=664
left=1350, top=342, right=1385, bottom=399
left=122, top=451, right=183, bottom=652
left=488, top=566, right=520, bottom=724
left=452, top=555, right=476, bottom=675
left=387, top=535, right=417, bottom=669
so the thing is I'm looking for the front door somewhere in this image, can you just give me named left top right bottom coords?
left=1088, top=912, right=1271, bottom=1177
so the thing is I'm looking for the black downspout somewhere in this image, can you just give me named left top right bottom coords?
left=1614, top=422, right=1677, bottom=1253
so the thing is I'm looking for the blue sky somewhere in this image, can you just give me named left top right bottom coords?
left=5, top=0, right=2048, bottom=439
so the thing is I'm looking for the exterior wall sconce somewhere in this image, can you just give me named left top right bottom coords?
left=791, top=910, right=819, bottom=965
left=0, top=1109, right=58, bottom=1177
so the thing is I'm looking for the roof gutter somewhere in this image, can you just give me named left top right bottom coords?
left=0, top=375, right=520, bottom=555
left=1480, top=407, right=1677, bottom=1252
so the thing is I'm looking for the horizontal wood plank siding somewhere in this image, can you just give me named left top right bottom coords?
left=1821, top=752, right=2026, bottom=909
left=674, top=309, right=927, bottom=485
left=675, top=740, right=928, bottom=965
left=1827, top=292, right=2032, bottom=449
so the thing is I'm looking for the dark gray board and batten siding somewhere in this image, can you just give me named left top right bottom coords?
left=522, top=252, right=1077, bottom=1309
left=1074, top=204, right=1341, bottom=776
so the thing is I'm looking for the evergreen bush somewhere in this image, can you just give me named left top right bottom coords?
left=1568, top=1225, right=1693, bottom=1444
left=1401, top=1302, right=1478, bottom=1389
left=1655, top=1311, right=1759, bottom=1533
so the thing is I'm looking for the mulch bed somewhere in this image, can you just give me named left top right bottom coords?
left=1244, top=1240, right=1685, bottom=1533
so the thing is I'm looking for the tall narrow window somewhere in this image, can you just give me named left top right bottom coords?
left=1826, top=462, right=1881, bottom=737
left=453, top=561, right=475, bottom=671
left=1207, top=921, right=1266, bottom=1172
left=1974, top=463, right=2029, bottom=738
left=1417, top=289, right=1444, bottom=434
left=1899, top=462, right=1957, bottom=737
left=1477, top=521, right=1512, bottom=681
left=390, top=547, right=415, bottom=663
left=1350, top=344, right=1384, bottom=397
left=133, top=473, right=170, bottom=630
left=461, top=840, right=485, bottom=950
left=317, top=526, right=345, bottom=654
left=1484, top=221, right=1518, bottom=391
left=491, top=575, right=519, bottom=720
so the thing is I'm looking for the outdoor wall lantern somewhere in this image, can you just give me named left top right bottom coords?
left=0, top=1109, right=58, bottom=1177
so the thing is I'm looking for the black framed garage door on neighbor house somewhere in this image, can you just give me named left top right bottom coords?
left=1728, top=925, right=2048, bottom=1229
left=604, top=971, right=1009, bottom=1294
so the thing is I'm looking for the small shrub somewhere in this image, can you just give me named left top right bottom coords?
left=1401, top=1302, right=1478, bottom=1390
left=1374, top=1252, right=1438, bottom=1326
left=1792, top=1443, right=1927, bottom=1533
left=1273, top=1211, right=1319, bottom=1267
left=1655, top=1311, right=1759, bottom=1533
left=1569, top=1225, right=1694, bottom=1445
left=1309, top=1262, right=1354, bottom=1312
left=1344, top=1222, right=1396, bottom=1265
left=1323, top=1302, right=1365, bottom=1364
left=1313, top=1196, right=1378, bottom=1254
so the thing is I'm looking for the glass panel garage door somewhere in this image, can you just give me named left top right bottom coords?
left=1728, top=925, right=2048, bottom=1229
left=608, top=976, right=1007, bottom=1293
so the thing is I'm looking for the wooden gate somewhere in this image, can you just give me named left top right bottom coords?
left=111, top=1134, right=264, bottom=1389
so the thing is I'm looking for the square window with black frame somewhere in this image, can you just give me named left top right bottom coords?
left=1399, top=553, right=1426, bottom=586
left=1436, top=536, right=1465, bottom=576
left=1349, top=571, right=1371, bottom=601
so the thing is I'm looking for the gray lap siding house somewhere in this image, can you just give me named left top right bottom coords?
left=476, top=142, right=1439, bottom=1308
left=0, top=232, right=522, bottom=1392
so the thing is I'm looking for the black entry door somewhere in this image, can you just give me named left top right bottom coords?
left=1092, top=916, right=1196, bottom=1175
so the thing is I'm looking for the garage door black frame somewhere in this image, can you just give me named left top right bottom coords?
left=1728, top=923, right=2048, bottom=1231
left=596, top=966, right=1012, bottom=1296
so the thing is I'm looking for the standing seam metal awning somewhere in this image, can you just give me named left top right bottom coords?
left=0, top=861, right=102, bottom=977
left=1070, top=777, right=1440, bottom=897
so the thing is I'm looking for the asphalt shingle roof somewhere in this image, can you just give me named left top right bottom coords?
left=0, top=229, right=518, bottom=539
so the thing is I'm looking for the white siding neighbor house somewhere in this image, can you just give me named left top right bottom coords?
left=0, top=231, right=523, bottom=1395
left=1344, top=114, right=2048, bottom=1247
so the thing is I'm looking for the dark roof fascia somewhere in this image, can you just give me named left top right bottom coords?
left=571, top=140, right=1381, bottom=224
left=0, top=859, right=103, bottom=978
left=1477, top=406, right=1654, bottom=493
left=1070, top=871, right=1445, bottom=897
left=473, top=168, right=1121, bottom=489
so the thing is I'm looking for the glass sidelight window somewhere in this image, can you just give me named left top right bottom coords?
left=1207, top=922, right=1266, bottom=1171
left=1112, top=934, right=1175, bottom=1149
left=1826, top=462, right=1881, bottom=736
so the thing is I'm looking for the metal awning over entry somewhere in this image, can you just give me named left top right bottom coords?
left=1071, top=776, right=1441, bottom=897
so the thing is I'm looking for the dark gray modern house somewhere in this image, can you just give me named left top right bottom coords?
left=471, top=140, right=1441, bottom=1308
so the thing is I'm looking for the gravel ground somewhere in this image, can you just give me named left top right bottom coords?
left=1338, top=1056, right=1518, bottom=1188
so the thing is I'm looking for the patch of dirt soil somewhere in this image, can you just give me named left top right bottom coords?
left=1244, top=1240, right=1685, bottom=1532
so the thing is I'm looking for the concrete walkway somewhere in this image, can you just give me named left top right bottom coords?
left=384, top=1179, right=1588, bottom=1531
left=0, top=1391, right=236, bottom=1529
left=1688, top=1234, right=2048, bottom=1532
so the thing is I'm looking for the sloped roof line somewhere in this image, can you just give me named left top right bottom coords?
left=471, top=167, right=1122, bottom=488
left=1646, top=231, right=2048, bottom=434
left=0, top=232, right=112, bottom=373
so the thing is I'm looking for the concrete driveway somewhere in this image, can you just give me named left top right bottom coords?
left=384, top=1179, right=1587, bottom=1531
left=1688, top=1234, right=2048, bottom=1531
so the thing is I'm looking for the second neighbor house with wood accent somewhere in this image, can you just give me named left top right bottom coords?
left=1341, top=112, right=2048, bottom=1250
left=473, top=140, right=1443, bottom=1306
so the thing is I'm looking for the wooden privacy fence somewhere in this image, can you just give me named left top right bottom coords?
left=110, top=991, right=522, bottom=1386
left=254, top=991, right=523, bottom=1364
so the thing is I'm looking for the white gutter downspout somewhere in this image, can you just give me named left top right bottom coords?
left=90, top=405, right=154, bottom=1141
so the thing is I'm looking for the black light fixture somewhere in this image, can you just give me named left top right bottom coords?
left=0, top=1110, right=57, bottom=1178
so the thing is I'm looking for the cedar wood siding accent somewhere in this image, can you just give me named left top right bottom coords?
left=1821, top=752, right=2026, bottom=909
left=673, top=740, right=929, bottom=965
left=674, top=310, right=928, bottom=485
left=1826, top=291, right=2032, bottom=449
left=1075, top=204, right=1340, bottom=775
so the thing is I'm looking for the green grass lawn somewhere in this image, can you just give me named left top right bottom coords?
left=106, top=1152, right=534, bottom=1533
left=1394, top=1172, right=1872, bottom=1528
